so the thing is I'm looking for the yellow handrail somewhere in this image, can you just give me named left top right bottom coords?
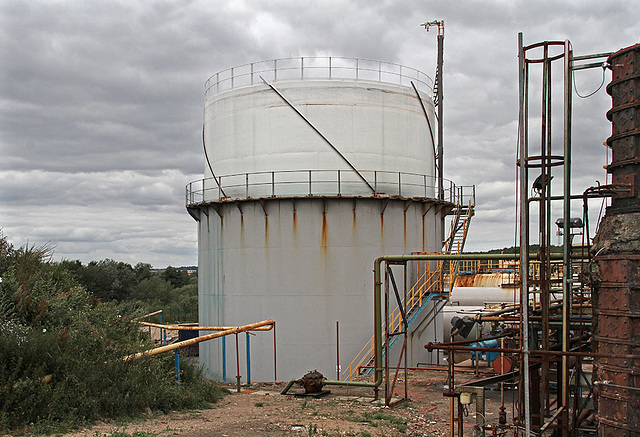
left=342, top=199, right=475, bottom=381
left=342, top=256, right=445, bottom=380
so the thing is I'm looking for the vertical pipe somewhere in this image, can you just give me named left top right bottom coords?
left=561, top=40, right=573, bottom=436
left=449, top=333, right=455, bottom=437
left=273, top=322, right=278, bottom=382
left=336, top=321, right=340, bottom=380
left=175, top=349, right=181, bottom=386
left=384, top=263, right=389, bottom=405
left=540, top=43, right=550, bottom=419
left=437, top=31, right=445, bottom=247
left=517, top=32, right=532, bottom=437
left=403, top=264, right=408, bottom=400
left=222, top=335, right=227, bottom=381
left=161, top=313, right=166, bottom=346
left=246, top=332, right=251, bottom=384
left=235, top=333, right=241, bottom=393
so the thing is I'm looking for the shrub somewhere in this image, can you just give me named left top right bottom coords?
left=0, top=234, right=224, bottom=433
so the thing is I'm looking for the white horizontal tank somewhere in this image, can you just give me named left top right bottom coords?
left=188, top=57, right=457, bottom=382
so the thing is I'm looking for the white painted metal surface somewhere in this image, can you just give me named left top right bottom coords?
left=197, top=197, right=445, bottom=381
left=203, top=58, right=436, bottom=199
left=193, top=58, right=448, bottom=382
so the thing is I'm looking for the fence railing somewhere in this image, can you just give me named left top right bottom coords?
left=205, top=57, right=434, bottom=99
left=186, top=169, right=471, bottom=207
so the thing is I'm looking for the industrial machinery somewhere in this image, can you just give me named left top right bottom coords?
left=424, top=37, right=640, bottom=437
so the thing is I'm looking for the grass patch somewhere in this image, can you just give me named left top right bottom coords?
left=343, top=409, right=407, bottom=433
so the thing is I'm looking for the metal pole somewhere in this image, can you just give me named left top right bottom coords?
left=175, top=349, right=181, bottom=386
left=222, top=335, right=226, bottom=381
left=273, top=322, right=277, bottom=382
left=336, top=321, right=340, bottom=380
left=437, top=26, right=445, bottom=250
left=235, top=332, right=241, bottom=393
left=540, top=42, right=550, bottom=418
left=518, top=32, right=531, bottom=437
left=384, top=263, right=390, bottom=404
left=246, top=332, right=251, bottom=384
left=561, top=39, right=573, bottom=437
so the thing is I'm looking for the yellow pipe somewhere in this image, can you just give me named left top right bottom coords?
left=132, top=309, right=163, bottom=321
left=138, top=321, right=273, bottom=331
left=124, top=319, right=275, bottom=361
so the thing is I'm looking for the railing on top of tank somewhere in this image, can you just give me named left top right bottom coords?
left=186, top=169, right=470, bottom=207
left=204, top=57, right=434, bottom=99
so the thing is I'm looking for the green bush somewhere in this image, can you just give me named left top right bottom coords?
left=0, top=234, right=224, bottom=433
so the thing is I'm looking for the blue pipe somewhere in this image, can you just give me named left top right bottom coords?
left=246, top=332, right=251, bottom=384
left=175, top=349, right=181, bottom=385
left=222, top=335, right=226, bottom=381
left=469, top=338, right=499, bottom=364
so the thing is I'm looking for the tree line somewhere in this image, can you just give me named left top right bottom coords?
left=0, top=232, right=220, bottom=433
left=58, top=259, right=198, bottom=323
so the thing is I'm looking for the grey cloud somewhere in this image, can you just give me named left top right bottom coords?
left=1, top=0, right=637, bottom=266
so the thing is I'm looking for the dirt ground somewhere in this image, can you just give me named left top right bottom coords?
left=65, top=367, right=510, bottom=437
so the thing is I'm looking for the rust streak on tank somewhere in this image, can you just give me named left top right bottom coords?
left=292, top=208, right=297, bottom=240
left=352, top=207, right=357, bottom=232
left=321, top=211, right=328, bottom=253
left=403, top=210, right=407, bottom=251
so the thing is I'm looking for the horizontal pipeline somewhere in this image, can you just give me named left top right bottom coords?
left=124, top=319, right=275, bottom=361
left=424, top=343, right=640, bottom=360
left=139, top=321, right=273, bottom=331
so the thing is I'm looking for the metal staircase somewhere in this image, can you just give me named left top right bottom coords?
left=341, top=196, right=474, bottom=381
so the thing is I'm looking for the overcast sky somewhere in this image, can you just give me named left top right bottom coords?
left=1, top=0, right=637, bottom=268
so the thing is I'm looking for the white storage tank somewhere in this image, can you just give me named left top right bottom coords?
left=187, top=57, right=458, bottom=382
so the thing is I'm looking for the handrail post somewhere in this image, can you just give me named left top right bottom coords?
left=245, top=173, right=249, bottom=198
left=309, top=170, right=312, bottom=195
left=338, top=170, right=341, bottom=196
left=424, top=175, right=427, bottom=197
left=271, top=171, right=275, bottom=197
